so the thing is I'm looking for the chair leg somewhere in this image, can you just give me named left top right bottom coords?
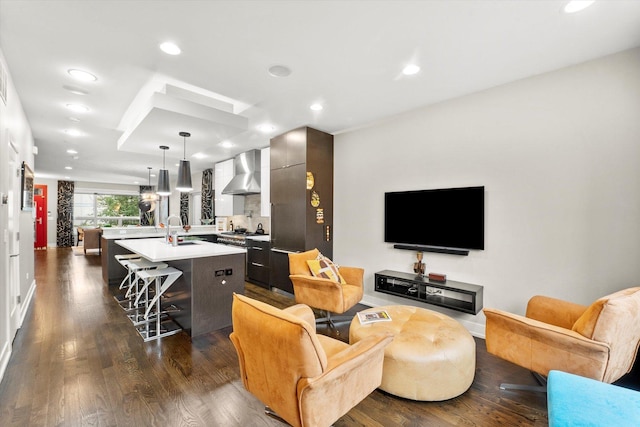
left=315, top=311, right=353, bottom=329
left=264, top=406, right=288, bottom=425
left=499, top=371, right=547, bottom=393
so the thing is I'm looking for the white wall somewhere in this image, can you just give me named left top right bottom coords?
left=0, top=48, right=36, bottom=381
left=334, top=48, right=640, bottom=337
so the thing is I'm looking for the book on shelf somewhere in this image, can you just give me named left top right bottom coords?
left=357, top=309, right=392, bottom=325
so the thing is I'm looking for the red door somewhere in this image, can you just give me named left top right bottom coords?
left=34, top=184, right=47, bottom=250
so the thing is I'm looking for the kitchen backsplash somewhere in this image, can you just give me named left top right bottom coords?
left=222, top=194, right=270, bottom=234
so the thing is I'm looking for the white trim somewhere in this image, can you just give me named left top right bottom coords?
left=0, top=341, right=11, bottom=386
left=19, top=279, right=36, bottom=327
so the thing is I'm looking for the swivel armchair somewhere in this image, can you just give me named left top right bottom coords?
left=83, top=227, right=102, bottom=254
left=484, top=287, right=640, bottom=391
left=288, top=249, right=364, bottom=328
left=229, top=293, right=393, bottom=427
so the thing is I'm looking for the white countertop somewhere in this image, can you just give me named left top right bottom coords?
left=115, top=238, right=246, bottom=262
left=103, top=229, right=221, bottom=240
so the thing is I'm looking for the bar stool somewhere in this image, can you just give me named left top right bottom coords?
left=135, top=267, right=183, bottom=341
left=115, top=253, right=142, bottom=291
left=118, top=259, right=168, bottom=314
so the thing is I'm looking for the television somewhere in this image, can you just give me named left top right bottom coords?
left=384, top=186, right=484, bottom=252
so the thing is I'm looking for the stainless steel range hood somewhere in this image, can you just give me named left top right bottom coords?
left=221, top=149, right=261, bottom=195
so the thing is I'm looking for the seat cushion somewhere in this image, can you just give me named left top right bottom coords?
left=547, top=370, right=640, bottom=427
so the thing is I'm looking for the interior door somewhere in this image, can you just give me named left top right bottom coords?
left=34, top=184, right=47, bottom=249
left=7, top=141, right=21, bottom=336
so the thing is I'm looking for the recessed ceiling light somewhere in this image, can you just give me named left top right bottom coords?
left=150, top=173, right=156, bottom=178
left=64, top=176, right=70, bottom=179
left=258, top=124, right=276, bottom=133
left=66, top=103, right=89, bottom=113
left=63, top=85, right=89, bottom=95
left=310, top=103, right=323, bottom=111
left=67, top=116, right=81, bottom=122
left=402, top=64, right=421, bottom=76
left=66, top=149, right=78, bottom=154
left=133, top=181, right=140, bottom=185
left=160, top=42, right=181, bottom=55
left=563, top=0, right=595, bottom=13
left=65, top=166, right=73, bottom=170
left=218, top=141, right=234, bottom=148
left=64, top=129, right=82, bottom=137
left=192, top=152, right=207, bottom=159
left=68, top=69, right=97, bottom=82
left=268, top=65, right=292, bottom=77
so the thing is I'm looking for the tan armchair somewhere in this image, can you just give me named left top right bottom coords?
left=229, top=293, right=393, bottom=427
left=484, top=287, right=640, bottom=390
left=288, top=249, right=364, bottom=327
left=83, top=227, right=102, bottom=254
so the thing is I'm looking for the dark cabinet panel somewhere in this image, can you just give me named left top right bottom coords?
left=269, top=126, right=334, bottom=293
left=270, top=249, right=294, bottom=294
left=247, top=239, right=270, bottom=288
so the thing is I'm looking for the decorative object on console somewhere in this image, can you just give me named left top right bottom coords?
left=413, top=251, right=425, bottom=276
left=176, top=131, right=193, bottom=192
left=428, top=272, right=447, bottom=282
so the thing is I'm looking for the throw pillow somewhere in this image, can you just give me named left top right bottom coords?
left=307, top=256, right=346, bottom=284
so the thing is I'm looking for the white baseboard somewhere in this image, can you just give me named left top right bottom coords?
left=0, top=340, right=11, bottom=387
left=19, top=279, right=36, bottom=327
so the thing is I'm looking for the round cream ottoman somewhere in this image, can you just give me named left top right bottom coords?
left=349, top=305, right=475, bottom=401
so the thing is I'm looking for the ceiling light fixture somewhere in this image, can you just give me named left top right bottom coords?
left=218, top=141, right=234, bottom=148
left=310, top=103, right=323, bottom=111
left=402, top=64, right=421, bottom=75
left=67, top=69, right=97, bottom=82
left=157, top=145, right=171, bottom=196
left=268, top=65, right=292, bottom=77
left=66, top=103, right=89, bottom=113
left=66, top=149, right=78, bottom=154
left=65, top=166, right=72, bottom=170
left=160, top=42, right=181, bottom=55
left=563, top=0, right=595, bottom=13
left=176, top=131, right=193, bottom=192
left=64, top=129, right=82, bottom=137
left=258, top=124, right=275, bottom=133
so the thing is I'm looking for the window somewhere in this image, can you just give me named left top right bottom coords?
left=73, top=193, right=141, bottom=228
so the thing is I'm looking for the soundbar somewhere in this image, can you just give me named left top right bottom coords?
left=393, top=244, right=469, bottom=256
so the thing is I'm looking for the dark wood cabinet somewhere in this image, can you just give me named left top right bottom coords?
left=246, top=238, right=270, bottom=288
left=375, top=270, right=483, bottom=315
left=269, top=126, right=334, bottom=293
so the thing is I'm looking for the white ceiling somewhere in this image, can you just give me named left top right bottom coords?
left=1, top=0, right=640, bottom=186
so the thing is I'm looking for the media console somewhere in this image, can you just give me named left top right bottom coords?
left=375, top=270, right=483, bottom=314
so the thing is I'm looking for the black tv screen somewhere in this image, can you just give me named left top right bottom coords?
left=384, top=186, right=484, bottom=250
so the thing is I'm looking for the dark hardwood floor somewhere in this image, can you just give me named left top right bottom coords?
left=0, top=248, right=554, bottom=426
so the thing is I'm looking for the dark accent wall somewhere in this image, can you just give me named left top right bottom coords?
left=180, top=193, right=189, bottom=225
left=201, top=168, right=213, bottom=224
left=56, top=180, right=74, bottom=247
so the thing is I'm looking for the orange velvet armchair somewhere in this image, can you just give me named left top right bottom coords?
left=484, top=287, right=640, bottom=390
left=288, top=249, right=364, bottom=327
left=229, top=293, right=393, bottom=427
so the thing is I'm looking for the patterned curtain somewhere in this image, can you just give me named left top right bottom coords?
left=201, top=168, right=214, bottom=224
left=139, top=185, right=154, bottom=226
left=180, top=192, right=189, bottom=226
left=56, top=180, right=74, bottom=247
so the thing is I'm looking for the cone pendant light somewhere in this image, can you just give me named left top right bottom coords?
left=157, top=145, right=171, bottom=196
left=176, top=131, right=193, bottom=192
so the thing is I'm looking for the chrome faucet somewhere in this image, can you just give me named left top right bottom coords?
left=166, top=214, right=183, bottom=245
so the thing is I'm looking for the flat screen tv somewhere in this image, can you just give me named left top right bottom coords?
left=384, top=186, right=484, bottom=251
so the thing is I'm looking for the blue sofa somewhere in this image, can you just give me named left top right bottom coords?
left=547, top=370, right=640, bottom=426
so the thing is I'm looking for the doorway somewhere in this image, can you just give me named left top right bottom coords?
left=34, top=184, right=47, bottom=249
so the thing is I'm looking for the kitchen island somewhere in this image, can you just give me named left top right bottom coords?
left=115, top=238, right=246, bottom=337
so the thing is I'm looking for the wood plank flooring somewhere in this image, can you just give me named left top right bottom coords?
left=0, top=248, right=556, bottom=426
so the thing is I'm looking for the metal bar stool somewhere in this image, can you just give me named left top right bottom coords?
left=118, top=259, right=168, bottom=315
left=135, top=267, right=183, bottom=341
left=115, top=254, right=142, bottom=291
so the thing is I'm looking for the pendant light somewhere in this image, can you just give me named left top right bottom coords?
left=176, top=131, right=193, bottom=192
left=141, top=167, right=158, bottom=201
left=157, top=145, right=171, bottom=196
